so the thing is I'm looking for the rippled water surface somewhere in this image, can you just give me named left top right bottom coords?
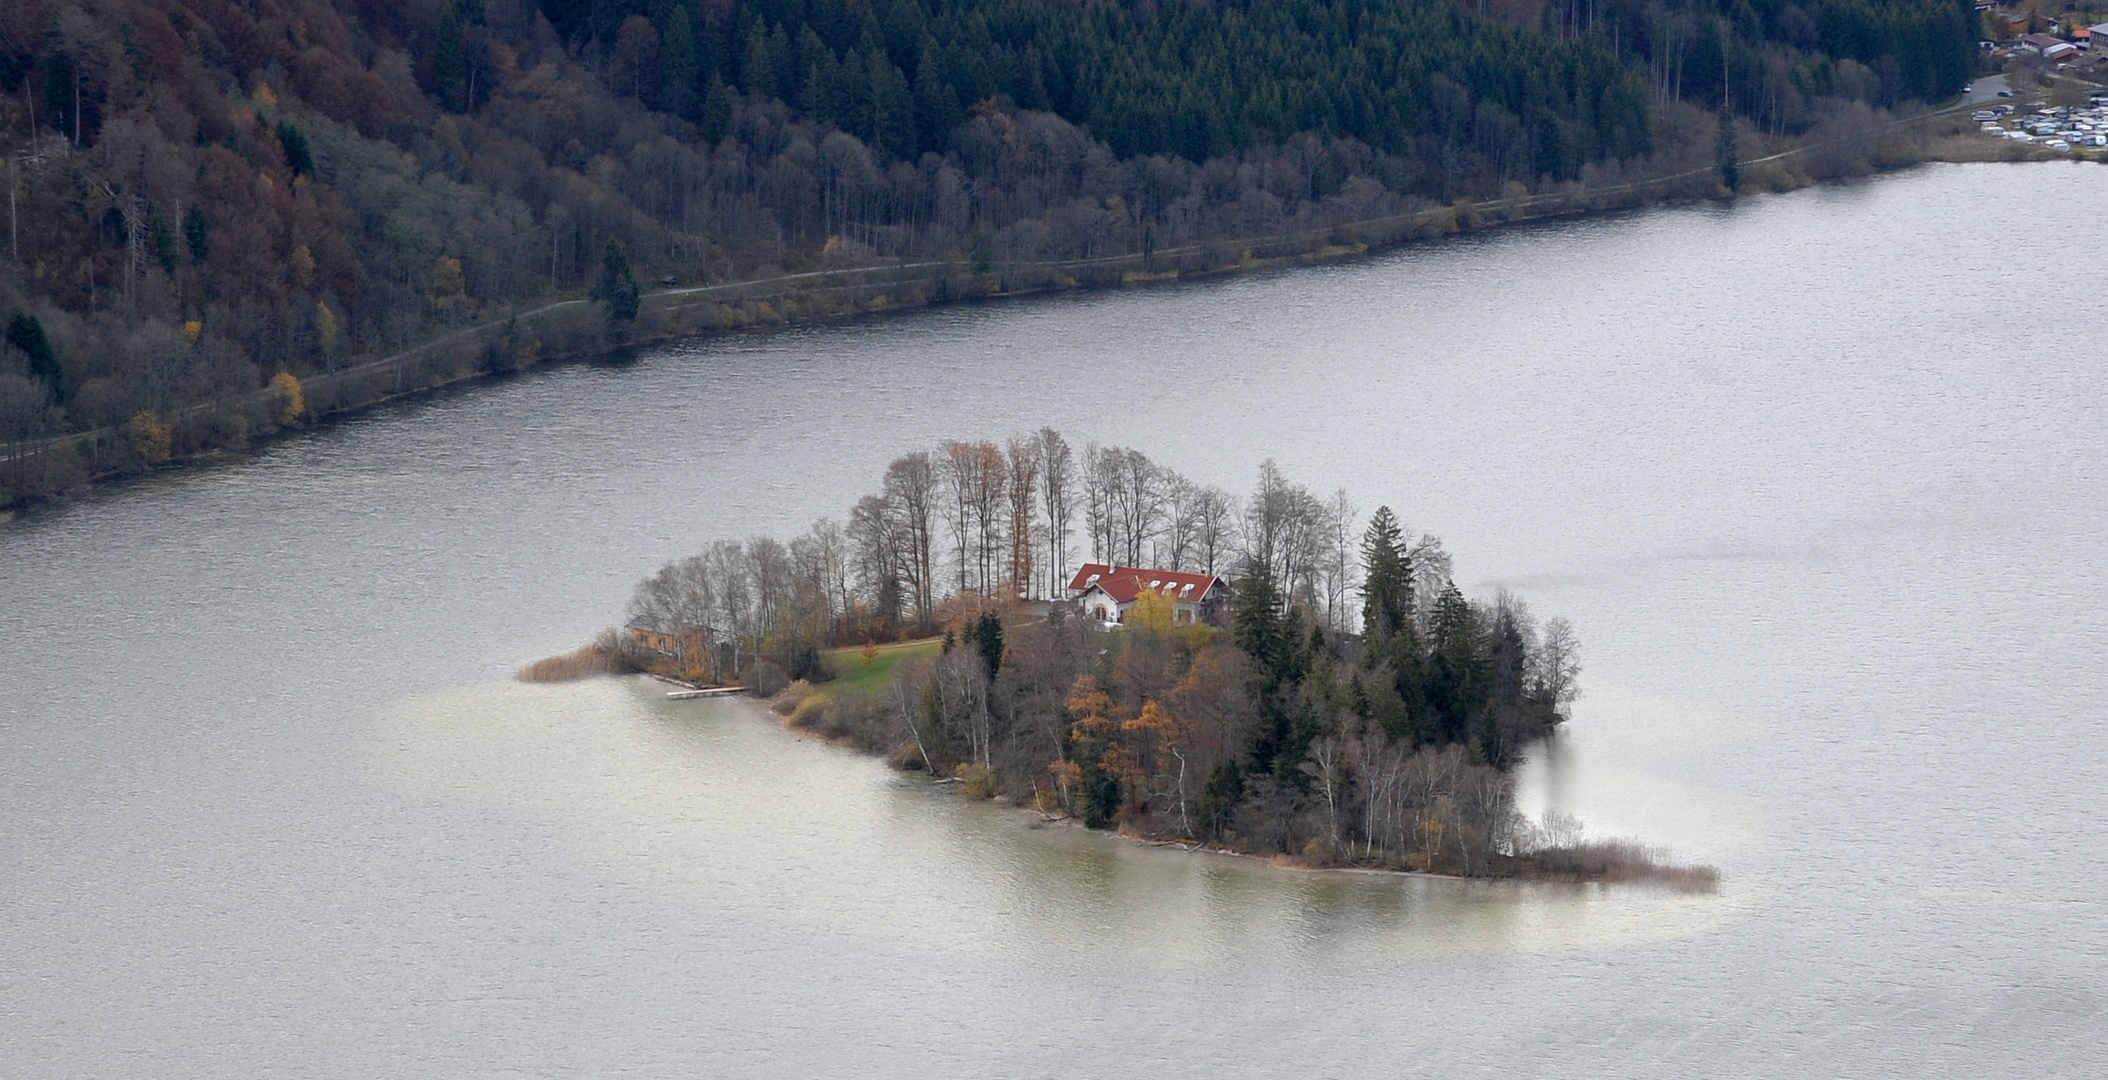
left=5, top=163, right=2104, bottom=1076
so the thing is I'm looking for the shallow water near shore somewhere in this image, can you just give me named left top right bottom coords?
left=5, top=162, right=2106, bottom=1076
left=375, top=677, right=1749, bottom=966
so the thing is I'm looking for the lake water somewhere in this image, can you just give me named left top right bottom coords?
left=4, top=163, right=2104, bottom=1076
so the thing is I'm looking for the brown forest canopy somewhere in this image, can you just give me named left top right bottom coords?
left=0, top=0, right=1969, bottom=467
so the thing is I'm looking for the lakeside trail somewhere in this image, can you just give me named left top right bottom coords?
left=0, top=89, right=2055, bottom=501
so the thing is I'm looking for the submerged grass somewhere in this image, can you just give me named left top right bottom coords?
left=1520, top=840, right=1721, bottom=893
left=517, top=641, right=629, bottom=682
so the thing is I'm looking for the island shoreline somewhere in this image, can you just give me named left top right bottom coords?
left=526, top=645, right=1723, bottom=893
left=757, top=684, right=1725, bottom=893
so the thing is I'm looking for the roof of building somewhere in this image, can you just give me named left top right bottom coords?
left=2024, top=33, right=2067, bottom=47
left=1068, top=563, right=1223, bottom=604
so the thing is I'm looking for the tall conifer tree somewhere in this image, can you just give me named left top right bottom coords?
left=1715, top=106, right=1740, bottom=192
left=1360, top=506, right=1413, bottom=643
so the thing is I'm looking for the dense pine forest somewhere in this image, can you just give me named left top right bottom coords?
left=1, top=0, right=1972, bottom=504
left=590, top=436, right=1711, bottom=883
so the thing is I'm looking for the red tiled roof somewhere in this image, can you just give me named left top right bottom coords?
left=1068, top=563, right=1221, bottom=604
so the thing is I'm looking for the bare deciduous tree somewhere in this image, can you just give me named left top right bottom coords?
left=1534, top=615, right=1582, bottom=714
left=1318, top=487, right=1360, bottom=632
left=883, top=452, right=939, bottom=625
left=1190, top=483, right=1238, bottom=576
left=849, top=494, right=906, bottom=629
left=1004, top=435, right=1039, bottom=597
left=1035, top=427, right=1074, bottom=597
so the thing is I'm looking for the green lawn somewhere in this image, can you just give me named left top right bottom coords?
left=814, top=637, right=942, bottom=701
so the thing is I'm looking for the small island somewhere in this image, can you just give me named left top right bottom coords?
left=531, top=430, right=1715, bottom=889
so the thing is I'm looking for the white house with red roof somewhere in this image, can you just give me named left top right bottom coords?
left=1066, top=563, right=1229, bottom=627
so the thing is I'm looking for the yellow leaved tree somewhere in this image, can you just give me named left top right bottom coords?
left=313, top=301, right=338, bottom=354
left=129, top=411, right=171, bottom=464
left=1127, top=583, right=1212, bottom=646
left=270, top=372, right=304, bottom=426
left=430, top=256, right=467, bottom=319
left=1127, top=586, right=1177, bottom=633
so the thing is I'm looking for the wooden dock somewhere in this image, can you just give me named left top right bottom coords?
left=666, top=686, right=747, bottom=699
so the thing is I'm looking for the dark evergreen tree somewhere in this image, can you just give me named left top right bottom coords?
left=435, top=5, right=467, bottom=112
left=798, top=28, right=841, bottom=121
left=1383, top=620, right=1428, bottom=744
left=1481, top=609, right=1528, bottom=768
left=741, top=28, right=776, bottom=100
left=591, top=239, right=641, bottom=323
left=276, top=123, right=314, bottom=178
left=150, top=214, right=177, bottom=274
left=870, top=53, right=915, bottom=161
left=1197, top=759, right=1243, bottom=840
left=1233, top=562, right=1286, bottom=689
left=700, top=75, right=734, bottom=142
left=1716, top=106, right=1740, bottom=193
left=658, top=5, right=701, bottom=116
left=972, top=610, right=1004, bottom=683
left=1083, top=766, right=1121, bottom=828
left=6, top=311, right=61, bottom=399
left=182, top=205, right=209, bottom=263
left=1359, top=505, right=1413, bottom=644
left=912, top=40, right=961, bottom=149
left=1424, top=581, right=1489, bottom=746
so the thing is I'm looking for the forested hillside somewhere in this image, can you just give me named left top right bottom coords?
left=1, top=0, right=1973, bottom=503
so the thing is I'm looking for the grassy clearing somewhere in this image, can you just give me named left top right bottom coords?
left=813, top=638, right=943, bottom=701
